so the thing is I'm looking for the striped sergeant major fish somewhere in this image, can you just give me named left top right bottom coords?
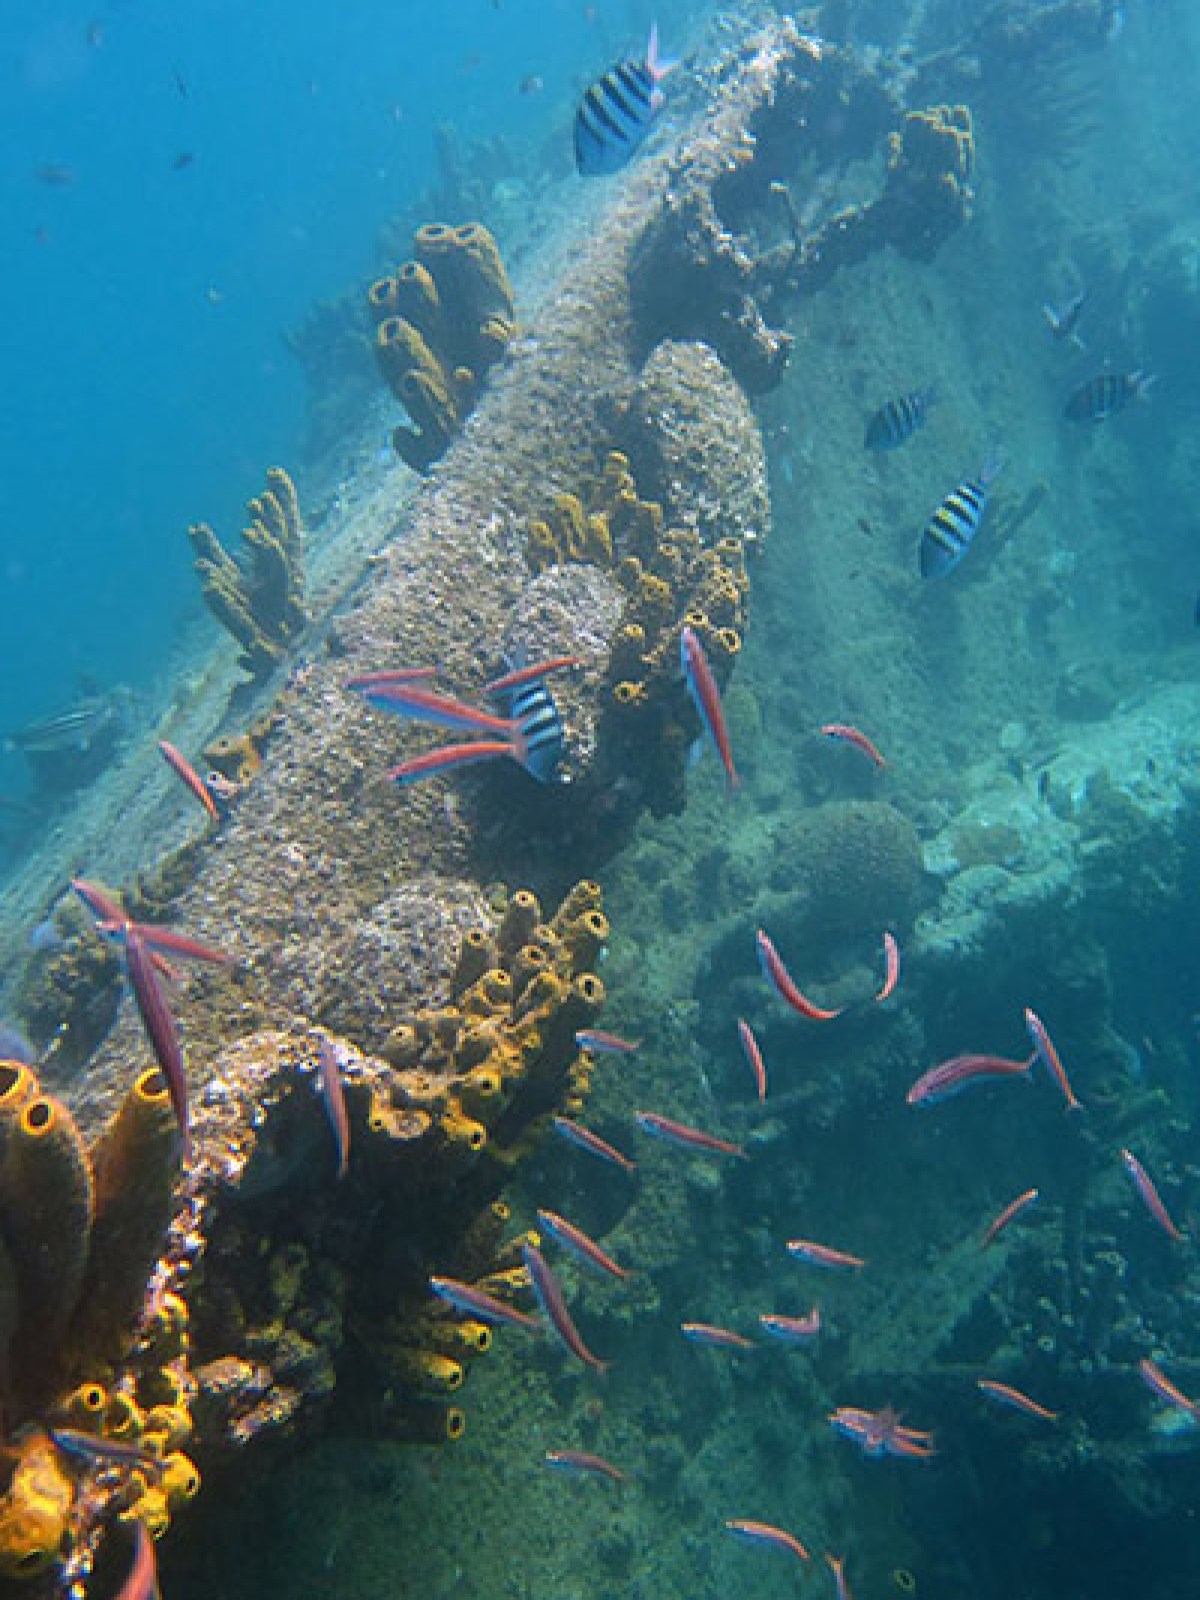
left=574, top=23, right=676, bottom=177
left=1064, top=369, right=1154, bottom=423
left=488, top=657, right=565, bottom=783
left=864, top=388, right=937, bottom=451
left=919, top=449, right=1004, bottom=579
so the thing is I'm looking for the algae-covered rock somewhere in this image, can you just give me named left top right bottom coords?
left=621, top=340, right=770, bottom=553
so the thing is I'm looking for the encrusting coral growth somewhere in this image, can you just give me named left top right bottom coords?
left=187, top=466, right=306, bottom=683
left=0, top=874, right=616, bottom=1587
left=522, top=449, right=751, bottom=818
left=370, top=222, right=516, bottom=472
left=182, top=879, right=610, bottom=1455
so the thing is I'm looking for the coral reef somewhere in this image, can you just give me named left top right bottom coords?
left=370, top=222, right=516, bottom=471
left=188, top=468, right=306, bottom=683
left=0, top=876, right=615, bottom=1587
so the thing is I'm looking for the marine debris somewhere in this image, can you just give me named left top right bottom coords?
left=187, top=466, right=306, bottom=684
left=370, top=222, right=516, bottom=472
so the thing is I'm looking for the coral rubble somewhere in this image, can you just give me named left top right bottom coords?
left=188, top=467, right=306, bottom=683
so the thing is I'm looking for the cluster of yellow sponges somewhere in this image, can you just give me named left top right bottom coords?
left=0, top=1061, right=193, bottom=1578
left=523, top=450, right=750, bottom=814
left=360, top=881, right=608, bottom=1440
left=369, top=222, right=516, bottom=472
left=883, top=104, right=976, bottom=255
left=188, top=466, right=307, bottom=682
left=525, top=450, right=663, bottom=576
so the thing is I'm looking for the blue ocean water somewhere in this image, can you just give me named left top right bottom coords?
left=0, top=0, right=670, bottom=753
left=1, top=3, right=1199, bottom=1599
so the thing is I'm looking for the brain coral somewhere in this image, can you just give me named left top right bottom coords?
left=768, top=801, right=924, bottom=942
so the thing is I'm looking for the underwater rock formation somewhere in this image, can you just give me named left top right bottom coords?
left=370, top=222, right=516, bottom=472
left=620, top=341, right=770, bottom=553
left=188, top=467, right=306, bottom=684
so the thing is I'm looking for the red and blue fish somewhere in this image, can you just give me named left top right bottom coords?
left=680, top=624, right=738, bottom=792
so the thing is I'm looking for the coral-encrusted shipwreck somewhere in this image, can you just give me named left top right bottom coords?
left=12, top=12, right=1006, bottom=1593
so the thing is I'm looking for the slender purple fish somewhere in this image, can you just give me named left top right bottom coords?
left=317, top=1038, right=349, bottom=1180
left=72, top=879, right=232, bottom=967
left=574, top=1029, right=640, bottom=1055
left=1121, top=1148, right=1185, bottom=1242
left=98, top=919, right=231, bottom=968
left=1140, top=1357, right=1200, bottom=1419
left=760, top=1307, right=821, bottom=1344
left=429, top=1276, right=541, bottom=1331
left=551, top=1114, right=636, bottom=1173
left=124, top=922, right=190, bottom=1160
left=116, top=1520, right=159, bottom=1600
left=521, top=1243, right=609, bottom=1372
left=544, top=1449, right=625, bottom=1482
left=726, top=1519, right=810, bottom=1563
left=345, top=666, right=439, bottom=689
left=906, top=1052, right=1036, bottom=1107
left=47, top=1427, right=164, bottom=1479
left=355, top=682, right=516, bottom=735
left=485, top=656, right=584, bottom=695
left=681, top=1322, right=755, bottom=1350
left=635, top=1110, right=745, bottom=1158
left=537, top=1209, right=630, bottom=1280
left=158, top=739, right=219, bottom=822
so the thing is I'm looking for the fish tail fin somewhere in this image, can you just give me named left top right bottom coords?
left=980, top=442, right=1006, bottom=487
left=1133, top=369, right=1157, bottom=401
left=647, top=22, right=678, bottom=81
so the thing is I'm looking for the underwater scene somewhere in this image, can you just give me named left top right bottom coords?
left=1, top=0, right=1199, bottom=1596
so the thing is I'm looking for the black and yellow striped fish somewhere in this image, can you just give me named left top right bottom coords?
left=574, top=25, right=675, bottom=176
left=864, top=387, right=937, bottom=451
left=919, top=453, right=1004, bottom=579
left=1064, top=369, right=1154, bottom=423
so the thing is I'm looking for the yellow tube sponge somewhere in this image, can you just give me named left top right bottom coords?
left=70, top=1068, right=179, bottom=1368
left=393, top=261, right=443, bottom=343
left=498, top=889, right=542, bottom=958
left=64, top=1382, right=108, bottom=1429
left=0, top=1432, right=73, bottom=1579
left=188, top=465, right=306, bottom=682
left=160, top=1452, right=201, bottom=1512
left=1, top=1094, right=94, bottom=1356
left=391, top=1350, right=464, bottom=1395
